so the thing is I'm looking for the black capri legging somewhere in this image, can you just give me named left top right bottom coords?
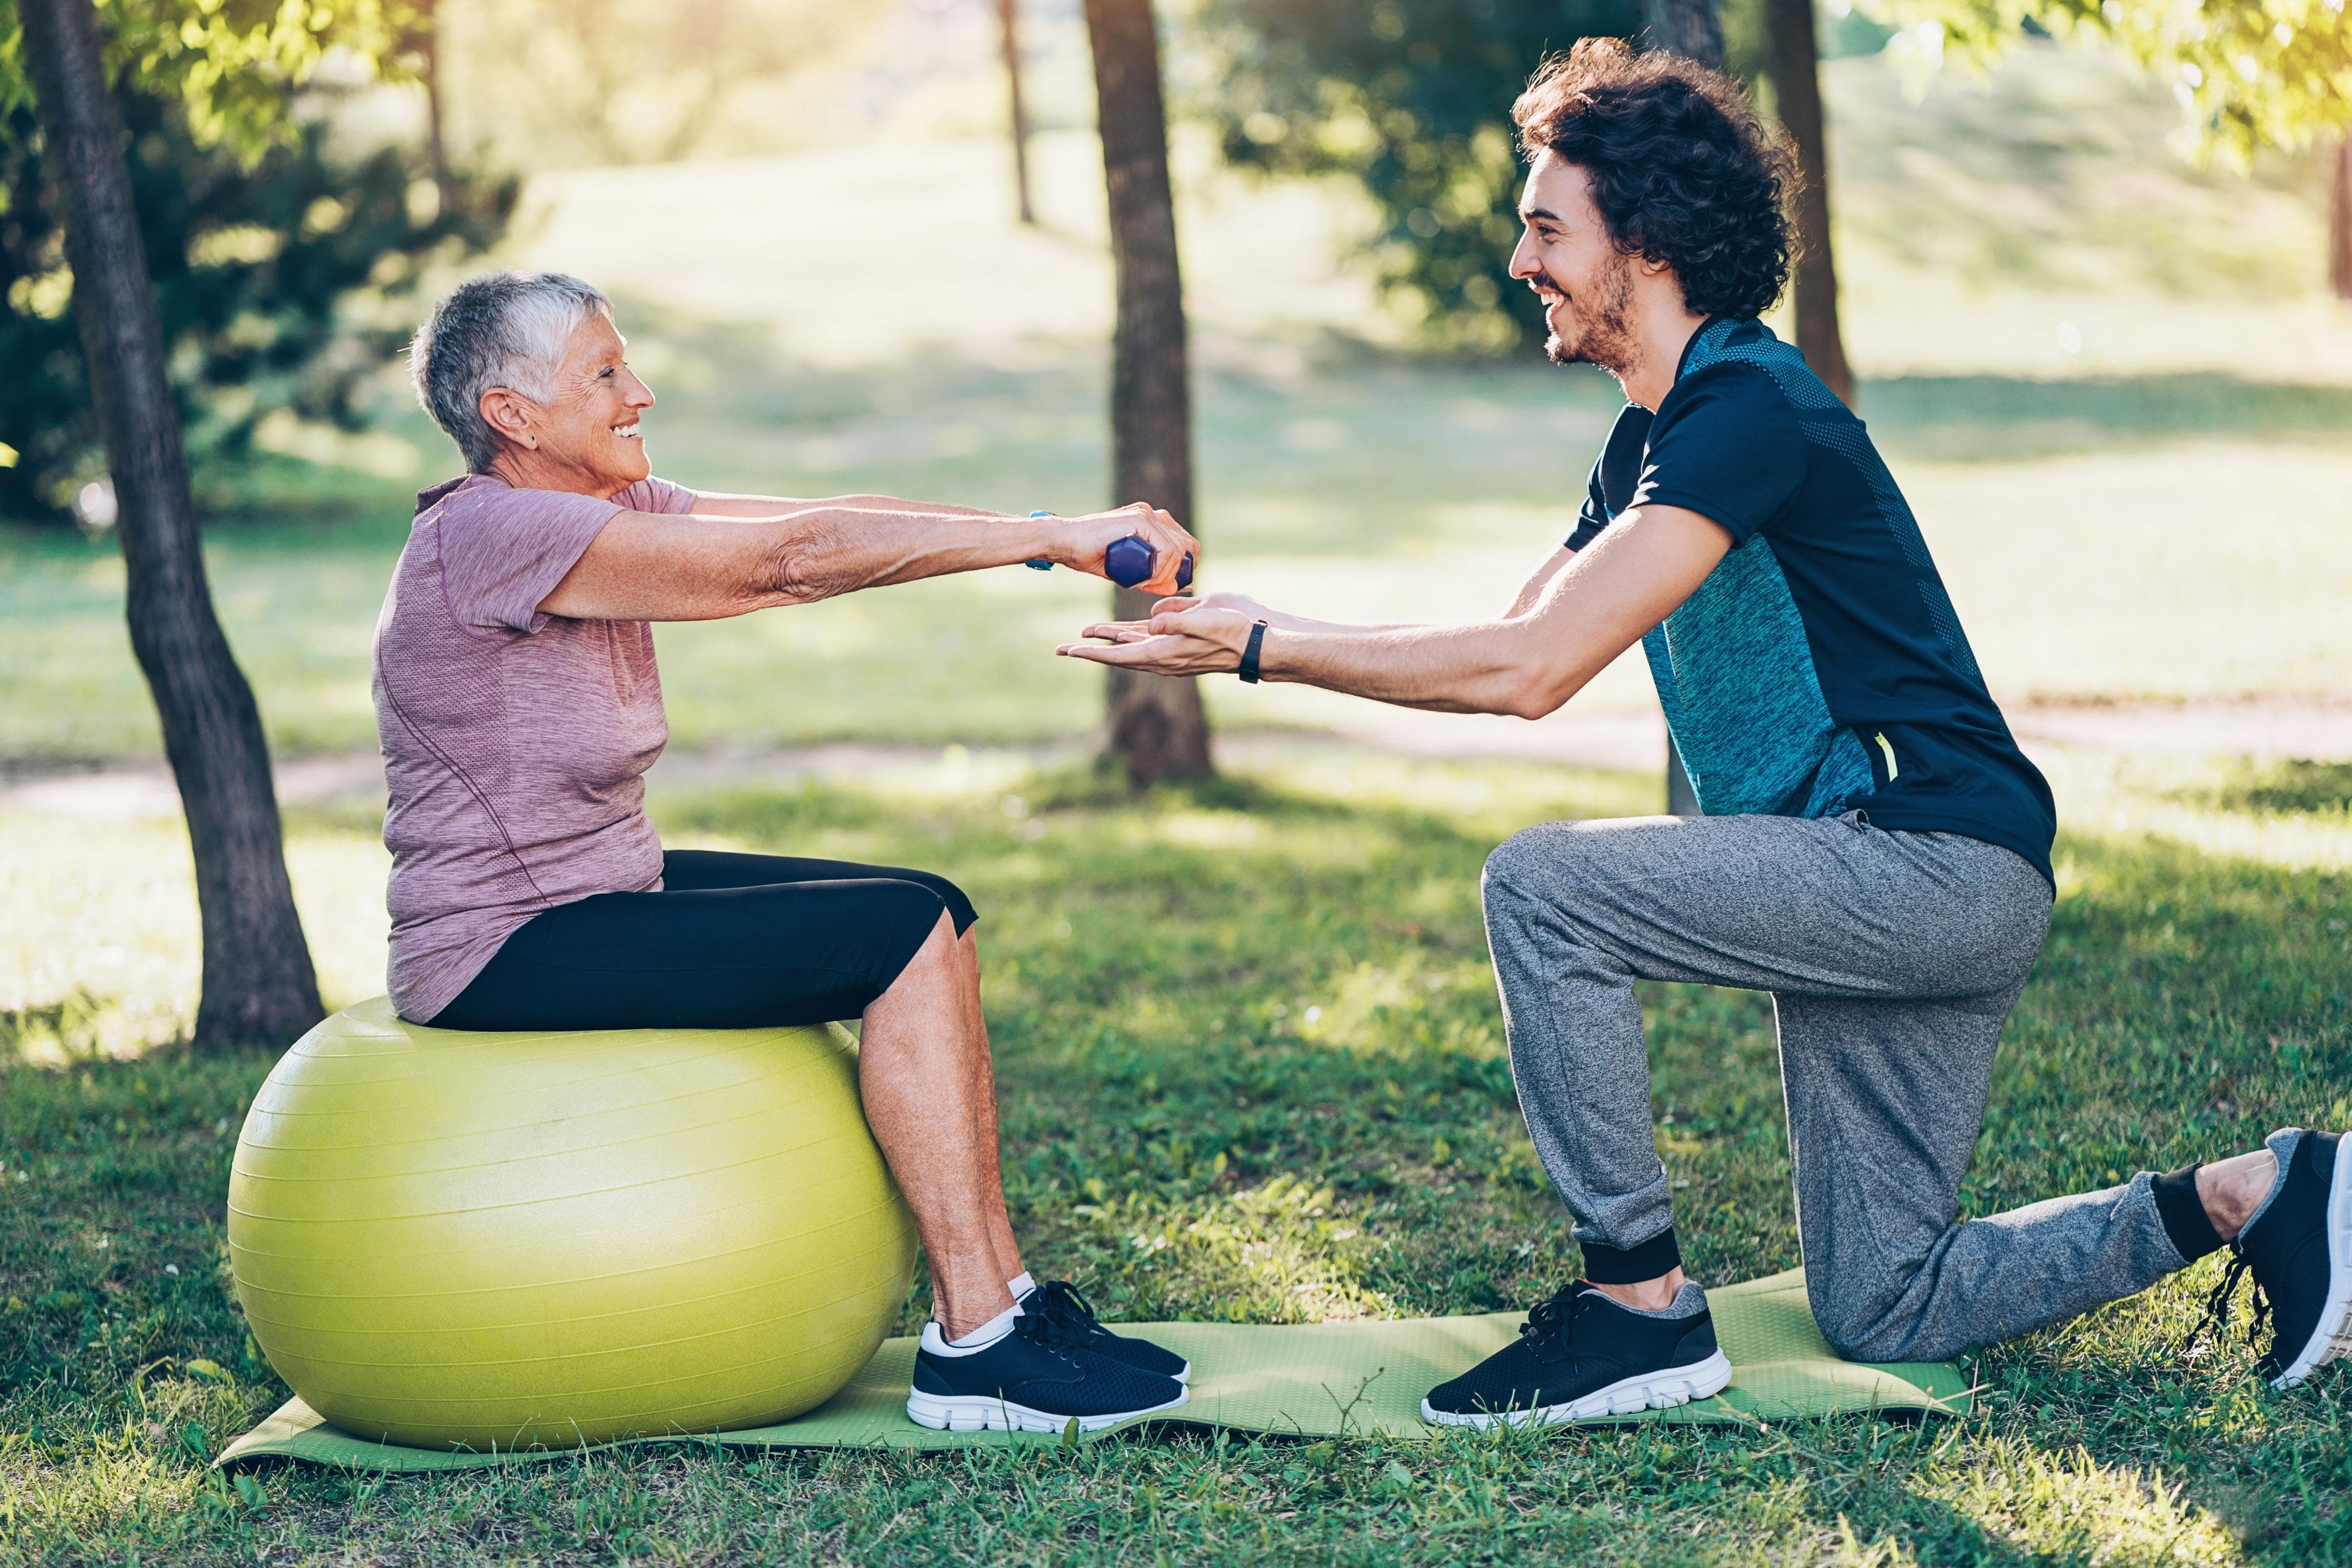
left=431, top=850, right=977, bottom=1033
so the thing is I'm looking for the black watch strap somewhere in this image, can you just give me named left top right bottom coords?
left=1238, top=619, right=1269, bottom=683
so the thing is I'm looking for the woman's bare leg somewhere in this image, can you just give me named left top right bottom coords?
left=860, top=911, right=1016, bottom=1338
left=956, top=927, right=1025, bottom=1285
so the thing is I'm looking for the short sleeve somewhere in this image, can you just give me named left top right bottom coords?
left=614, top=475, right=699, bottom=515
left=1564, top=403, right=1656, bottom=552
left=435, top=483, right=623, bottom=635
left=1565, top=460, right=1611, bottom=552
left=1630, top=365, right=1806, bottom=546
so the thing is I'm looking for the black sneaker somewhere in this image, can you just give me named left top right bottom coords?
left=2197, top=1129, right=2352, bottom=1389
left=1019, top=1279, right=1191, bottom=1384
left=906, top=1311, right=1189, bottom=1433
left=1421, top=1282, right=1731, bottom=1429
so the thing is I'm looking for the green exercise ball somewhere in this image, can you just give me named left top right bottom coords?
left=228, top=998, right=916, bottom=1450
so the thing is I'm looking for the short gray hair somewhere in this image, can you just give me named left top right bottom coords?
left=409, top=271, right=613, bottom=472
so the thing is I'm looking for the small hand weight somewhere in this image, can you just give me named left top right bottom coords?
left=1028, top=512, right=1194, bottom=591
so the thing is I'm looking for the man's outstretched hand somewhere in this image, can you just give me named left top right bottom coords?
left=1056, top=597, right=1261, bottom=675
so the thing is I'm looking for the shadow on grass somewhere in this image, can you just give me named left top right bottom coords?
left=2170, top=759, right=2352, bottom=817
left=1864, top=373, right=2352, bottom=463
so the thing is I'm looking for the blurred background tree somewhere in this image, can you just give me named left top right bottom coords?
left=1863, top=0, right=2352, bottom=292
left=0, top=78, right=515, bottom=522
left=1191, top=0, right=1894, bottom=355
left=1195, top=0, right=1643, bottom=352
left=425, top=0, right=883, bottom=172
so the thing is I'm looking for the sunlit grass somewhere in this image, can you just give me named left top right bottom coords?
left=3, top=748, right=2345, bottom=1562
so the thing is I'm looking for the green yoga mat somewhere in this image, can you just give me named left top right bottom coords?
left=215, top=1270, right=1967, bottom=1471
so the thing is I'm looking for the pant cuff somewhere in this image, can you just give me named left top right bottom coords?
left=1581, top=1227, right=1683, bottom=1284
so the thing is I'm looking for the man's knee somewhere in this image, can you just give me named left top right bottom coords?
left=1806, top=1266, right=1939, bottom=1363
left=1482, top=822, right=1579, bottom=914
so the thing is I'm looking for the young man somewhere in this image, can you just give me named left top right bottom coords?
left=1060, top=41, right=2349, bottom=1426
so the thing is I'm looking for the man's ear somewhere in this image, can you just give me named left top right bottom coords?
left=478, top=387, right=538, bottom=451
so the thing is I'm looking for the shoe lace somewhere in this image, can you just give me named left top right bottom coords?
left=1012, top=1297, right=1095, bottom=1361
left=1026, top=1279, right=1102, bottom=1336
left=2186, top=1248, right=2271, bottom=1359
left=1517, top=1286, right=1583, bottom=1364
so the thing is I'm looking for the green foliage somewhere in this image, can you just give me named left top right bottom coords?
left=1865, top=0, right=2352, bottom=158
left=0, top=0, right=418, bottom=160
left=0, top=75, right=515, bottom=520
left=1195, top=0, right=1641, bottom=351
left=2, top=757, right=2348, bottom=1561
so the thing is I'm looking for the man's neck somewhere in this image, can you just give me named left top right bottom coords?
left=1616, top=306, right=1711, bottom=412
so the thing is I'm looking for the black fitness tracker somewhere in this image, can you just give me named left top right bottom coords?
left=1239, top=619, right=1269, bottom=683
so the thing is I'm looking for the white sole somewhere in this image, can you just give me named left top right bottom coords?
left=906, top=1382, right=1191, bottom=1434
left=1420, top=1349, right=1734, bottom=1430
left=2273, top=1136, right=2352, bottom=1389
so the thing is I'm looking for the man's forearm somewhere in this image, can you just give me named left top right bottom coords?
left=1254, top=619, right=1575, bottom=719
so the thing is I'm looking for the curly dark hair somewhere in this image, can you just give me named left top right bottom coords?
left=1511, top=39, right=1795, bottom=321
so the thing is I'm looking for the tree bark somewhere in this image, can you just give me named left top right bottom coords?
left=1643, top=0, right=1722, bottom=814
left=998, top=0, right=1035, bottom=225
left=1082, top=0, right=1212, bottom=782
left=420, top=0, right=448, bottom=190
left=20, top=0, right=323, bottom=1050
left=1641, top=0, right=1726, bottom=70
left=2331, top=135, right=2351, bottom=303
left=1765, top=0, right=1854, bottom=403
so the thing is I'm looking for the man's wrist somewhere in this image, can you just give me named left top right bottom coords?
left=1238, top=619, right=1270, bottom=683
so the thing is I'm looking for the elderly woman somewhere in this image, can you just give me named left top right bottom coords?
left=379, top=270, right=1196, bottom=1433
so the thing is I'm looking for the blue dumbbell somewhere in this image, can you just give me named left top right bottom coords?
left=1026, top=512, right=1194, bottom=591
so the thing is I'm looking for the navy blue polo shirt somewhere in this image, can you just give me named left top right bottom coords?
left=1569, top=317, right=2056, bottom=884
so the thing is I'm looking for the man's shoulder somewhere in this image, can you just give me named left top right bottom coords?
left=1672, top=319, right=1842, bottom=417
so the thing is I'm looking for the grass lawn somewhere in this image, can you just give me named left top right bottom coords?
left=4, top=750, right=2348, bottom=1564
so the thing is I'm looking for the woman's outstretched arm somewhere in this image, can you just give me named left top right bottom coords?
left=681, top=491, right=1001, bottom=520
left=538, top=500, right=1198, bottom=621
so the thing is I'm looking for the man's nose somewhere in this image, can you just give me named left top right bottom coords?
left=1507, top=234, right=1539, bottom=279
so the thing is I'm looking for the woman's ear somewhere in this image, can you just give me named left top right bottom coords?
left=478, top=387, right=539, bottom=450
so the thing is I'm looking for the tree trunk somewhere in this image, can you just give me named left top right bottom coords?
left=1765, top=0, right=1854, bottom=403
left=998, top=0, right=1035, bottom=225
left=1643, top=0, right=1722, bottom=814
left=1082, top=0, right=1212, bottom=782
left=20, top=0, right=324, bottom=1051
left=1641, top=0, right=1726, bottom=69
left=2331, top=135, right=2351, bottom=303
left=421, top=0, right=448, bottom=191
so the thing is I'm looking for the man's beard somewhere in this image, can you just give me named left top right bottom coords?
left=1541, top=251, right=1637, bottom=377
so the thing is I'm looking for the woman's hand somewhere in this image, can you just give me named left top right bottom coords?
left=1050, top=504, right=1200, bottom=596
left=1055, top=600, right=1259, bottom=675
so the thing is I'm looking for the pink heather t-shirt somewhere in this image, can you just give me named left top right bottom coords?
left=373, top=472, right=698, bottom=1021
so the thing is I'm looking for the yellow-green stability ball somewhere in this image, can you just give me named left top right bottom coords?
left=228, top=999, right=917, bottom=1450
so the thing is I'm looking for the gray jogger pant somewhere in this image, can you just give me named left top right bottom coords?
left=1480, top=810, right=2189, bottom=1362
